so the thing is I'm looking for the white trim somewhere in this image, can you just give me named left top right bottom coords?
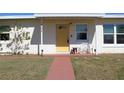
left=35, top=13, right=105, bottom=18
left=103, top=45, right=124, bottom=48
left=102, top=15, right=124, bottom=18
left=35, top=13, right=124, bottom=18
left=114, top=25, right=117, bottom=44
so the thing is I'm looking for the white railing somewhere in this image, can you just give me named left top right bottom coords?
left=71, top=43, right=94, bottom=55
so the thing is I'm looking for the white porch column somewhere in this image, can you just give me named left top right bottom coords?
left=41, top=24, right=43, bottom=44
left=40, top=19, right=43, bottom=55
left=95, top=24, right=103, bottom=54
left=33, top=19, right=43, bottom=55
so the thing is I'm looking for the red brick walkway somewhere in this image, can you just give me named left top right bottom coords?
left=46, top=56, right=75, bottom=80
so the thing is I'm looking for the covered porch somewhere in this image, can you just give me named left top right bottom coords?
left=41, top=17, right=96, bottom=54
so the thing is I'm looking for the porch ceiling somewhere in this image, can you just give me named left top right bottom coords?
left=42, top=17, right=97, bottom=19
left=42, top=17, right=95, bottom=24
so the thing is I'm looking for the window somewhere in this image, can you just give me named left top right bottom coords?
left=117, top=35, right=124, bottom=44
left=104, top=35, right=114, bottom=44
left=103, top=25, right=114, bottom=44
left=103, top=24, right=124, bottom=44
left=117, top=25, right=124, bottom=33
left=116, top=25, right=124, bottom=44
left=0, top=25, right=11, bottom=41
left=76, top=24, right=87, bottom=40
left=0, top=26, right=11, bottom=32
left=0, top=33, right=9, bottom=40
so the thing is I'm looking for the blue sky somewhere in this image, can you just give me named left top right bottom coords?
left=0, top=13, right=34, bottom=16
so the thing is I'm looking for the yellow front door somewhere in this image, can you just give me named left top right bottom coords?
left=56, top=24, right=69, bottom=52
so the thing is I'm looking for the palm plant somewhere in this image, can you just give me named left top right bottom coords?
left=7, top=25, right=30, bottom=55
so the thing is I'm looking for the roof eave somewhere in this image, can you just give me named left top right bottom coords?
left=34, top=13, right=105, bottom=18
left=101, top=16, right=124, bottom=18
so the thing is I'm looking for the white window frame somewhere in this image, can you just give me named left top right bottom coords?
left=75, top=23, right=88, bottom=42
left=103, top=24, right=124, bottom=47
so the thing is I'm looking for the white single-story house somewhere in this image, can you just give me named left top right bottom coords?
left=0, top=13, right=124, bottom=55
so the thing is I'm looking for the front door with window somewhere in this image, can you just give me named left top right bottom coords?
left=56, top=24, right=69, bottom=52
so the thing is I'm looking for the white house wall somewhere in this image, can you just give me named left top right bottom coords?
left=95, top=18, right=124, bottom=54
left=0, top=20, right=18, bottom=53
left=0, top=19, right=42, bottom=54
left=95, top=24, right=103, bottom=54
left=1, top=18, right=124, bottom=55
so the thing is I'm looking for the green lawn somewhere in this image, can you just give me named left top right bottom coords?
left=0, top=55, right=53, bottom=80
left=71, top=54, right=124, bottom=80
